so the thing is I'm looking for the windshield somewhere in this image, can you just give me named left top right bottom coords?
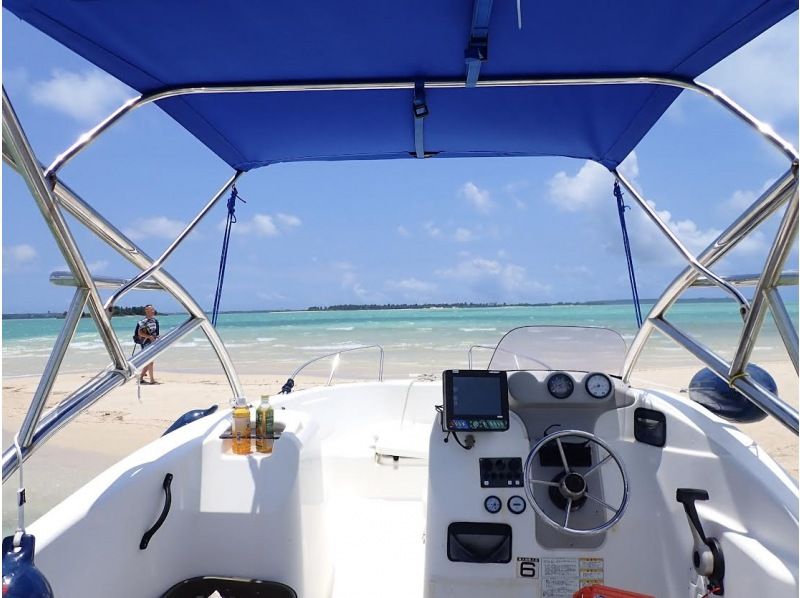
left=488, top=326, right=627, bottom=376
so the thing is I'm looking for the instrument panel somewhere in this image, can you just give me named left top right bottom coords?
left=508, top=371, right=620, bottom=406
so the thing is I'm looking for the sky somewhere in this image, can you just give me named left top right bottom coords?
left=2, top=12, right=798, bottom=314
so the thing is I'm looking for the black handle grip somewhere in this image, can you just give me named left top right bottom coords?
left=676, top=487, right=709, bottom=543
left=140, top=473, right=173, bottom=550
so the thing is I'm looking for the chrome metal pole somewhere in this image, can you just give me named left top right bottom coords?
left=2, top=87, right=128, bottom=371
left=766, top=288, right=799, bottom=373
left=198, top=319, right=245, bottom=397
left=613, top=169, right=750, bottom=314
left=288, top=345, right=385, bottom=381
left=3, top=138, right=245, bottom=399
left=55, top=181, right=244, bottom=398
left=622, top=169, right=796, bottom=382
left=650, top=317, right=798, bottom=434
left=467, top=344, right=496, bottom=369
left=691, top=271, right=798, bottom=287
left=729, top=191, right=799, bottom=377
left=44, top=75, right=797, bottom=178
left=2, top=317, right=205, bottom=481
left=18, top=288, right=89, bottom=448
left=104, top=170, right=242, bottom=310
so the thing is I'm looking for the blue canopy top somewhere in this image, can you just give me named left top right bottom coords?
left=5, top=1, right=795, bottom=171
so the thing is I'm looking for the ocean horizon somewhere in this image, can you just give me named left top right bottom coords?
left=3, top=301, right=797, bottom=380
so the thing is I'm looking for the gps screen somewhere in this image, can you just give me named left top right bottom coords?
left=443, top=370, right=508, bottom=432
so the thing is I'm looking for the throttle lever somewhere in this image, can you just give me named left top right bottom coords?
left=676, top=488, right=725, bottom=595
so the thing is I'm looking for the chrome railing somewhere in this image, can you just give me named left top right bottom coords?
left=467, top=344, right=496, bottom=369
left=50, top=270, right=165, bottom=291
left=2, top=317, right=206, bottom=481
left=281, top=345, right=385, bottom=393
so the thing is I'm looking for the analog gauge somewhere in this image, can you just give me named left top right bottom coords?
left=585, top=373, right=613, bottom=399
left=484, top=495, right=502, bottom=514
left=547, top=373, right=574, bottom=399
left=508, top=495, right=527, bottom=514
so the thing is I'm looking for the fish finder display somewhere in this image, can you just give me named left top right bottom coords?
left=443, top=370, right=509, bottom=432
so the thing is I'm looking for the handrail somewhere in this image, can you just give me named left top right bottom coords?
left=467, top=344, right=496, bottom=369
left=284, top=344, right=385, bottom=390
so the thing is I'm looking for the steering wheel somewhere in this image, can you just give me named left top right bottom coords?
left=523, top=429, right=629, bottom=536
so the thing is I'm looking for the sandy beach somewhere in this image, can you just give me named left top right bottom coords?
left=2, top=360, right=797, bottom=534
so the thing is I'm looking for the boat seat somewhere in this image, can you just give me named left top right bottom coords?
left=374, top=422, right=430, bottom=460
left=161, top=576, right=296, bottom=598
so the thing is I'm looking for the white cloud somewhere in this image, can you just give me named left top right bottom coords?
left=30, top=69, right=132, bottom=123
left=703, top=17, right=798, bottom=127
left=88, top=260, right=108, bottom=273
left=246, top=214, right=279, bottom=237
left=719, top=180, right=773, bottom=219
left=547, top=153, right=638, bottom=212
left=396, top=225, right=411, bottom=237
left=277, top=213, right=301, bottom=228
left=436, top=256, right=550, bottom=297
left=547, top=160, right=609, bottom=212
left=460, top=182, right=495, bottom=213
left=124, top=216, right=187, bottom=240
left=332, top=261, right=370, bottom=299
left=423, top=221, right=442, bottom=239
left=386, top=277, right=437, bottom=294
left=454, top=227, right=474, bottom=243
left=4, top=244, right=37, bottom=269
left=228, top=212, right=302, bottom=237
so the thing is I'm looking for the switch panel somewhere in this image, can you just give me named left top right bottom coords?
left=479, top=457, right=523, bottom=488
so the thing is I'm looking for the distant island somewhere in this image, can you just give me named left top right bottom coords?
left=4, top=305, right=156, bottom=320
left=4, top=297, right=772, bottom=318
left=304, top=298, right=741, bottom=311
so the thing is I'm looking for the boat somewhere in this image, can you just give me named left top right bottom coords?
left=2, top=2, right=798, bottom=597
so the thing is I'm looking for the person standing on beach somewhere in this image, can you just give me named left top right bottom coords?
left=137, top=304, right=160, bottom=384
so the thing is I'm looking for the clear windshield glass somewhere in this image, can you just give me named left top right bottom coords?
left=488, top=326, right=627, bottom=375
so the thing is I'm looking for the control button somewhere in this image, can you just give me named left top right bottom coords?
left=484, top=495, right=502, bottom=514
left=508, top=495, right=527, bottom=514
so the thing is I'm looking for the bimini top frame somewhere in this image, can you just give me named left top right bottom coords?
left=2, top=71, right=798, bottom=482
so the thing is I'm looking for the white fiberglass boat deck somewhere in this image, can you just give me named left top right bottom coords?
left=23, top=373, right=797, bottom=597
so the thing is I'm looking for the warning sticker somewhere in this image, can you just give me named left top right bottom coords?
left=541, top=557, right=604, bottom=598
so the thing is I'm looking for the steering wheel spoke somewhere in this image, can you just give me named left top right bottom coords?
left=585, top=492, right=619, bottom=513
left=563, top=498, right=573, bottom=529
left=583, top=453, right=611, bottom=478
left=530, top=479, right=560, bottom=487
left=555, top=437, right=571, bottom=473
left=524, top=429, right=628, bottom=536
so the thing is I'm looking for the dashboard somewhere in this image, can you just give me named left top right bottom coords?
left=424, top=369, right=637, bottom=597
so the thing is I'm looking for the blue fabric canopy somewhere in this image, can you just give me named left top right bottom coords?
left=5, top=1, right=795, bottom=171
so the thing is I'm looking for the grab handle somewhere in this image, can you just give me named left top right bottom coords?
left=140, top=473, right=173, bottom=550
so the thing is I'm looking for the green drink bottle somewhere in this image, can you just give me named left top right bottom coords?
left=255, top=395, right=274, bottom=454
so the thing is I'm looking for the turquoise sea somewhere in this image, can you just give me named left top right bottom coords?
left=3, top=301, right=797, bottom=380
